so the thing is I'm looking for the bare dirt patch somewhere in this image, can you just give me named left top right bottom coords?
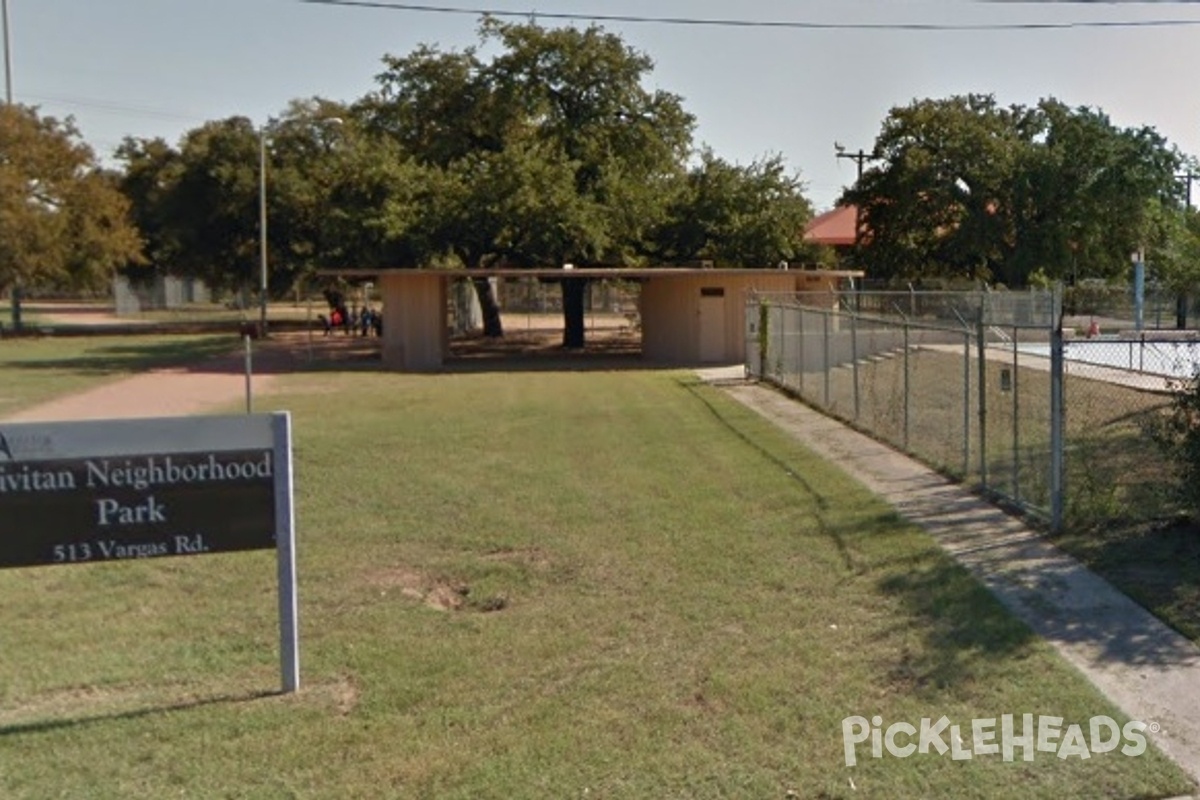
left=366, top=566, right=510, bottom=613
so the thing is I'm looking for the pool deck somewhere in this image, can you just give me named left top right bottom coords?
left=920, top=343, right=1186, bottom=393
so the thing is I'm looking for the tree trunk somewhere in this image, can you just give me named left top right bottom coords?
left=1177, top=292, right=1189, bottom=330
left=10, top=284, right=23, bottom=333
left=562, top=277, right=587, bottom=348
left=471, top=276, right=504, bottom=338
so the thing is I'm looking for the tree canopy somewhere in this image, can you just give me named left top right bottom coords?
left=108, top=19, right=816, bottom=337
left=0, top=105, right=142, bottom=296
left=359, top=18, right=699, bottom=275
left=843, top=94, right=1187, bottom=286
left=351, top=17, right=815, bottom=341
left=651, top=151, right=815, bottom=267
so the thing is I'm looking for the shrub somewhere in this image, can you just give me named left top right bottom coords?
left=1151, top=371, right=1200, bottom=521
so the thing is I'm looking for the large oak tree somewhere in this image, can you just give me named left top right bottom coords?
left=360, top=17, right=696, bottom=344
left=843, top=95, right=1185, bottom=287
left=1, top=105, right=142, bottom=323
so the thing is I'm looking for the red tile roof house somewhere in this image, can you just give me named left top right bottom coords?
left=803, top=204, right=860, bottom=250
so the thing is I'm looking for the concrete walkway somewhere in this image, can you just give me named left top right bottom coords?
left=699, top=368, right=1200, bottom=788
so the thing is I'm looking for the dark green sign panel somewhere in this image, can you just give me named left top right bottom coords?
left=0, top=416, right=281, bottom=569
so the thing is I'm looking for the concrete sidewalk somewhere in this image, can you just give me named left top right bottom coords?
left=702, top=370, right=1200, bottom=787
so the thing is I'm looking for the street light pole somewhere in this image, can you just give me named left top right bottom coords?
left=259, top=128, right=269, bottom=338
left=2, top=0, right=11, bottom=105
left=3, top=0, right=14, bottom=333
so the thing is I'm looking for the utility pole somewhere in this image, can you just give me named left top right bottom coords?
left=835, top=143, right=876, bottom=183
left=834, top=144, right=879, bottom=269
left=259, top=128, right=269, bottom=339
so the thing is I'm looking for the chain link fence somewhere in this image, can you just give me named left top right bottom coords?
left=1065, top=282, right=1195, bottom=331
left=747, top=290, right=1200, bottom=531
left=749, top=299, right=979, bottom=479
left=1049, top=334, right=1197, bottom=528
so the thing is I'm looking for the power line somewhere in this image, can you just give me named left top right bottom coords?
left=982, top=1, right=1200, bottom=4
left=21, top=92, right=208, bottom=123
left=299, top=0, right=1200, bottom=30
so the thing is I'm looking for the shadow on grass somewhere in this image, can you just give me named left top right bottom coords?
left=1055, top=519, right=1200, bottom=645
left=877, top=472, right=1200, bottom=670
left=676, top=375, right=865, bottom=573
left=0, top=687, right=280, bottom=738
left=877, top=558, right=1037, bottom=697
left=0, top=337, right=243, bottom=376
left=4, top=327, right=733, bottom=379
left=1, top=332, right=348, bottom=378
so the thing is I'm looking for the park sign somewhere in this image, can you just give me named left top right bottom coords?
left=0, top=412, right=301, bottom=691
left=0, top=414, right=287, bottom=567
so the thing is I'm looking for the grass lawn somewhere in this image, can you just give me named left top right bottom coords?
left=122, top=303, right=316, bottom=324
left=0, top=363, right=1193, bottom=798
left=0, top=333, right=237, bottom=417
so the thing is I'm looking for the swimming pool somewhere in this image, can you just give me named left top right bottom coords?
left=1018, top=337, right=1200, bottom=380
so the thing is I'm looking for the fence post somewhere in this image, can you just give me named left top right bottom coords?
left=851, top=309, right=860, bottom=422
left=780, top=304, right=788, bottom=387
left=798, top=306, right=806, bottom=396
left=903, top=323, right=910, bottom=450
left=963, top=330, right=972, bottom=479
left=744, top=296, right=753, bottom=375
left=823, top=311, right=831, bottom=407
left=1011, top=326, right=1020, bottom=504
left=1050, top=323, right=1065, bottom=532
left=758, top=300, right=769, bottom=379
left=977, top=312, right=988, bottom=487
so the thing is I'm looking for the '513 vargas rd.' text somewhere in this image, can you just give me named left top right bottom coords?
left=54, top=534, right=210, bottom=563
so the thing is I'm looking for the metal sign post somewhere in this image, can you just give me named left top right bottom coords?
left=272, top=413, right=299, bottom=692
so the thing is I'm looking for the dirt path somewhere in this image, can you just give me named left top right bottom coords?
left=0, top=336, right=317, bottom=423
left=3, top=368, right=268, bottom=423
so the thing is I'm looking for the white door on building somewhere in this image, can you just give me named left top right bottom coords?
left=698, top=287, right=726, bottom=362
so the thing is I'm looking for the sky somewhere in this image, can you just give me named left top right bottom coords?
left=10, top=0, right=1200, bottom=211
